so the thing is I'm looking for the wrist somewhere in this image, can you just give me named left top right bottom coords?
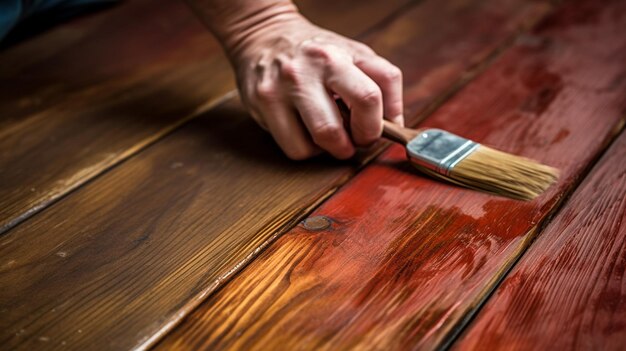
left=189, top=0, right=303, bottom=59
left=225, top=7, right=305, bottom=60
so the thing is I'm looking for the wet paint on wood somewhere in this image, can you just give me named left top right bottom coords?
left=0, top=0, right=549, bottom=349
left=454, top=132, right=626, bottom=350
left=0, top=0, right=415, bottom=234
left=155, top=0, right=626, bottom=349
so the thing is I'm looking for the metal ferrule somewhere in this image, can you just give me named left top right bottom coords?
left=406, top=129, right=479, bottom=176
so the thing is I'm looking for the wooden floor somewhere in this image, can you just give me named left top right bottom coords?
left=0, top=0, right=624, bottom=350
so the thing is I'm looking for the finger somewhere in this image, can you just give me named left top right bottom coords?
left=325, top=63, right=384, bottom=146
left=290, top=82, right=355, bottom=159
left=254, top=84, right=320, bottom=160
left=354, top=55, right=404, bottom=126
left=262, top=102, right=321, bottom=160
left=239, top=73, right=269, bottom=130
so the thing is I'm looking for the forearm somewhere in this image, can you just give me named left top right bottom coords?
left=185, top=0, right=302, bottom=57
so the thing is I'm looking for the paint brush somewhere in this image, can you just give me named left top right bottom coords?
left=381, top=120, right=559, bottom=200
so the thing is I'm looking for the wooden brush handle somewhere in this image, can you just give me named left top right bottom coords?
left=335, top=98, right=419, bottom=145
left=382, top=120, right=420, bottom=145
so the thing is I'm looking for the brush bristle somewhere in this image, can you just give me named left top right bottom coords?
left=446, top=146, right=559, bottom=200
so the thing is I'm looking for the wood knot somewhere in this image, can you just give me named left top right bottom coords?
left=302, top=216, right=332, bottom=231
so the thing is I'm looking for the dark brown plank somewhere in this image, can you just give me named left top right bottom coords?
left=0, top=0, right=548, bottom=349
left=454, top=133, right=626, bottom=350
left=155, top=0, right=626, bottom=349
left=0, top=0, right=414, bottom=234
left=0, top=0, right=226, bottom=234
left=0, top=0, right=213, bottom=127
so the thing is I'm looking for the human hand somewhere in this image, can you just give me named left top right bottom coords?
left=228, top=13, right=404, bottom=159
left=187, top=0, right=403, bottom=160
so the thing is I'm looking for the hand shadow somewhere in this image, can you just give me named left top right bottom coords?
left=182, top=97, right=357, bottom=173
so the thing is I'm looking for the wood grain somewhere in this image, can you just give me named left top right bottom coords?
left=0, top=0, right=212, bottom=127
left=454, top=133, right=626, bottom=350
left=0, top=0, right=415, bottom=234
left=0, top=0, right=548, bottom=349
left=155, top=0, right=626, bottom=349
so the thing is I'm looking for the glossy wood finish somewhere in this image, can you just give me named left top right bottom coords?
left=455, top=132, right=626, bottom=350
left=0, top=0, right=548, bottom=349
left=0, top=0, right=209, bottom=122
left=0, top=0, right=224, bottom=234
left=0, top=0, right=413, bottom=234
left=156, top=0, right=626, bottom=349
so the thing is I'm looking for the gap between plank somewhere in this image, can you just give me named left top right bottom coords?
left=135, top=183, right=343, bottom=351
left=0, top=91, right=236, bottom=236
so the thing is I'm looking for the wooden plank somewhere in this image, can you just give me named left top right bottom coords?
left=454, top=132, right=626, bottom=350
left=155, top=0, right=626, bottom=349
left=0, top=0, right=225, bottom=234
left=0, top=0, right=548, bottom=349
left=0, top=0, right=212, bottom=127
left=0, top=0, right=414, bottom=234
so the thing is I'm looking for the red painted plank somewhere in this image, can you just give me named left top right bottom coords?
left=155, top=0, right=626, bottom=349
left=454, top=133, right=626, bottom=350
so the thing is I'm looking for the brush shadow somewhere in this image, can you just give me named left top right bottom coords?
left=376, top=158, right=471, bottom=192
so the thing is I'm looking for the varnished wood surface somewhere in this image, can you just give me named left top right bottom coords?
left=0, top=0, right=211, bottom=124
left=455, top=132, right=626, bottom=350
left=156, top=0, right=626, bottom=349
left=0, top=0, right=225, bottom=234
left=0, top=0, right=414, bottom=234
left=0, top=0, right=549, bottom=349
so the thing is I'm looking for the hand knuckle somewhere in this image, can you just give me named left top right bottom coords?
left=279, top=61, right=301, bottom=83
left=384, top=65, right=402, bottom=82
left=355, top=42, right=375, bottom=55
left=359, top=88, right=382, bottom=107
left=312, top=123, right=343, bottom=144
left=255, top=82, right=279, bottom=102
left=301, top=42, right=326, bottom=57
left=302, top=43, right=336, bottom=65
